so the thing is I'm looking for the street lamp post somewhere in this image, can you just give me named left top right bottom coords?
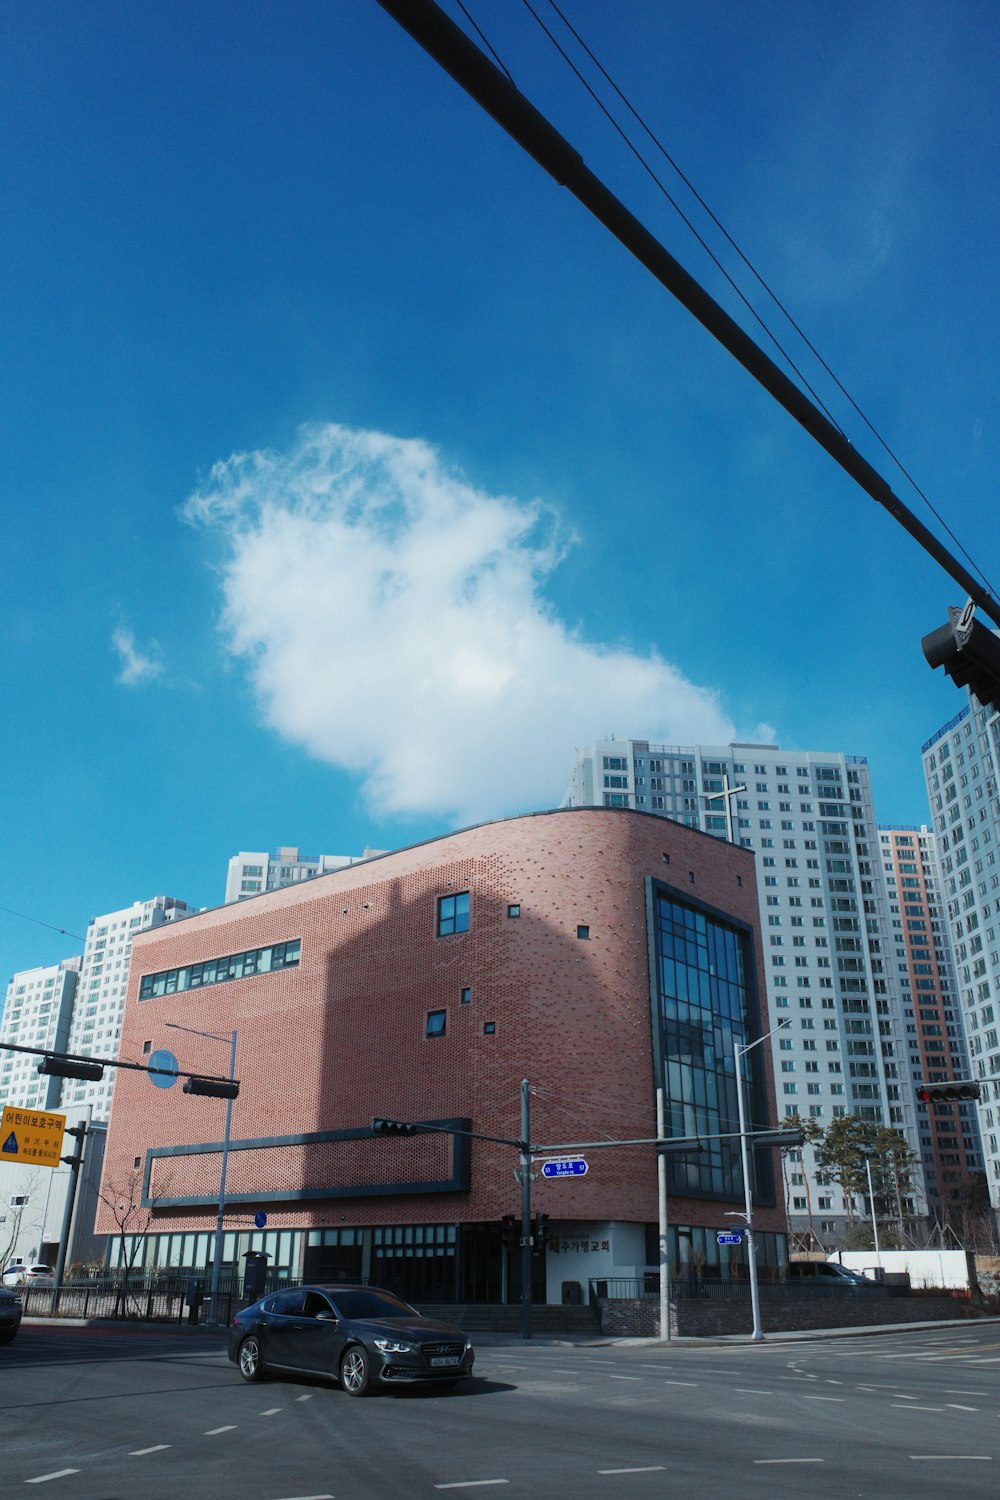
left=733, top=1018, right=791, bottom=1343
left=165, top=1023, right=238, bottom=1323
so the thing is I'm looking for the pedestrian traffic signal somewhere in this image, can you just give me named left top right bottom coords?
left=371, top=1118, right=418, bottom=1135
left=534, top=1213, right=550, bottom=1249
left=922, top=606, right=1000, bottom=714
left=500, top=1213, right=518, bottom=1249
left=751, top=1128, right=806, bottom=1149
left=915, top=1080, right=981, bottom=1103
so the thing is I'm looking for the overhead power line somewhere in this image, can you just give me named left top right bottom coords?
left=375, top=0, right=1000, bottom=628
left=526, top=0, right=995, bottom=600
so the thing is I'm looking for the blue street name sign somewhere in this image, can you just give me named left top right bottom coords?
left=717, top=1231, right=743, bottom=1246
left=541, top=1157, right=588, bottom=1178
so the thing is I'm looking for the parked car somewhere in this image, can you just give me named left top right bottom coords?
left=1, top=1264, right=54, bottom=1288
left=787, top=1261, right=875, bottom=1289
left=0, top=1286, right=23, bottom=1343
left=228, top=1285, right=475, bottom=1396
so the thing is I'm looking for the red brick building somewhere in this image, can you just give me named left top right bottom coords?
left=98, top=808, right=788, bottom=1302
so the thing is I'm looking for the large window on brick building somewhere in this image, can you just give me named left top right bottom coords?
left=651, top=887, right=771, bottom=1203
left=437, top=892, right=469, bottom=936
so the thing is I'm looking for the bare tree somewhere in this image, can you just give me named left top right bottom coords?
left=97, top=1168, right=166, bottom=1318
left=0, top=1171, right=47, bottom=1274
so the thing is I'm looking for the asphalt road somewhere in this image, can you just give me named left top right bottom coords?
left=5, top=1320, right=1000, bottom=1497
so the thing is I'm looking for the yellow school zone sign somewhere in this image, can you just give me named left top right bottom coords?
left=0, top=1105, right=67, bottom=1168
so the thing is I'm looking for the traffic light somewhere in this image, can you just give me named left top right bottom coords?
left=37, top=1056, right=104, bottom=1082
left=922, top=605, right=1000, bottom=713
left=500, top=1213, right=518, bottom=1249
left=533, top=1212, right=549, bottom=1249
left=752, top=1128, right=806, bottom=1149
left=182, top=1076, right=240, bottom=1099
left=371, top=1118, right=418, bottom=1135
left=916, top=1080, right=981, bottom=1103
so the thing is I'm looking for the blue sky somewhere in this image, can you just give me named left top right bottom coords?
left=3, top=0, right=998, bottom=982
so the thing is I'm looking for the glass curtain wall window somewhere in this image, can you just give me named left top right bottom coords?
left=652, top=887, right=770, bottom=1202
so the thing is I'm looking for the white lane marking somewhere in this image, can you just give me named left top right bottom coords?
left=754, top=1459, right=824, bottom=1466
left=609, top=1376, right=641, bottom=1382
left=893, top=1406, right=944, bottom=1413
left=803, top=1396, right=845, bottom=1403
left=663, top=1379, right=699, bottom=1387
left=910, top=1455, right=991, bottom=1461
left=129, top=1445, right=171, bottom=1456
left=434, top=1483, right=509, bottom=1491
left=735, top=1389, right=773, bottom=1395
left=944, top=1389, right=988, bottom=1396
left=947, top=1404, right=980, bottom=1412
left=204, top=1425, right=237, bottom=1435
left=268, top=1495, right=334, bottom=1499
left=598, top=1468, right=666, bottom=1476
left=260, top=1408, right=282, bottom=1416
left=25, top=1474, right=81, bottom=1486
left=893, top=1394, right=917, bottom=1400
left=549, top=1368, right=581, bottom=1374
left=294, top=1395, right=313, bottom=1402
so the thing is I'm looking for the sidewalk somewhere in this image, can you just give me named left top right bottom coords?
left=21, top=1312, right=1000, bottom=1348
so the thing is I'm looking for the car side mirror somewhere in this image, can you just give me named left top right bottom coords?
left=315, top=1311, right=338, bottom=1322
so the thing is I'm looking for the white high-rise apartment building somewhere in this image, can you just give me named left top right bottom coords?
left=566, top=738, right=927, bottom=1247
left=58, top=896, right=191, bottom=1120
left=225, top=847, right=383, bottom=904
left=922, top=697, right=1000, bottom=1207
left=0, top=958, right=81, bottom=1111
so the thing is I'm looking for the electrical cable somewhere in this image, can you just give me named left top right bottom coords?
left=529, top=0, right=996, bottom=599
left=517, top=0, right=848, bottom=439
left=0, top=904, right=86, bottom=944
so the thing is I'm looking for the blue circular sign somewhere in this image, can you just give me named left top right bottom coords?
left=254, top=1211, right=268, bottom=1229
left=147, top=1049, right=180, bottom=1088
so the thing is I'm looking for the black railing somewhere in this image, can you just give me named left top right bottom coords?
left=589, top=1276, right=886, bottom=1303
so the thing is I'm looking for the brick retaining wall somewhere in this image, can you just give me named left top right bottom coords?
left=596, top=1293, right=974, bottom=1338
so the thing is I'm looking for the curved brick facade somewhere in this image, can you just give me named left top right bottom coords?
left=98, top=808, right=787, bottom=1292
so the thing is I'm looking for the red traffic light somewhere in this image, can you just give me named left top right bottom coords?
left=916, top=1080, right=981, bottom=1103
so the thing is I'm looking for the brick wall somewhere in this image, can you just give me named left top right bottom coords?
left=97, top=808, right=785, bottom=1242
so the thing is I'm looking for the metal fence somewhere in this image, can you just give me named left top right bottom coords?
left=13, top=1272, right=290, bottom=1326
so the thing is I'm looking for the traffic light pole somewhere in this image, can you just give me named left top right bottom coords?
left=520, top=1078, right=532, bottom=1342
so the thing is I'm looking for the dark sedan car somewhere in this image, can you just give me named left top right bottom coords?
left=0, top=1286, right=22, bottom=1344
left=228, top=1285, right=474, bottom=1396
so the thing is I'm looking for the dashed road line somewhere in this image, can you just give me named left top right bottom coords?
left=947, top=1404, right=980, bottom=1412
left=663, top=1379, right=698, bottom=1387
left=597, top=1468, right=666, bottom=1476
left=609, top=1376, right=641, bottom=1382
left=734, top=1389, right=773, bottom=1395
left=910, top=1455, right=991, bottom=1462
left=204, top=1425, right=237, bottom=1435
left=434, top=1483, right=509, bottom=1491
left=892, top=1406, right=944, bottom=1413
left=802, top=1396, right=845, bottom=1403
left=260, top=1408, right=282, bottom=1416
left=129, top=1445, right=171, bottom=1456
left=754, top=1459, right=823, bottom=1466
left=295, top=1394, right=313, bottom=1402
left=25, top=1473, right=80, bottom=1486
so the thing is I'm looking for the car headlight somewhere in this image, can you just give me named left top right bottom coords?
left=373, top=1338, right=415, bottom=1354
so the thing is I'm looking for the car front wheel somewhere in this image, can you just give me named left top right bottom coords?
left=238, top=1335, right=265, bottom=1382
left=340, top=1344, right=374, bottom=1396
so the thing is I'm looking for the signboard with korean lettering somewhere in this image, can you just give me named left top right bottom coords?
left=0, top=1106, right=67, bottom=1169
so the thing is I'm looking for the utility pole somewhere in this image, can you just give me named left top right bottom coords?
left=520, top=1078, right=532, bottom=1342
left=50, top=1120, right=88, bottom=1314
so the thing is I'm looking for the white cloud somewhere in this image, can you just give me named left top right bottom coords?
left=112, top=627, right=164, bottom=687
left=183, top=423, right=737, bottom=823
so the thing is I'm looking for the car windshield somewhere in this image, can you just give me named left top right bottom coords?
left=330, top=1289, right=418, bottom=1320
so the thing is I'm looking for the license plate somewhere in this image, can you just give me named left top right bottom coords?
left=429, top=1355, right=461, bottom=1367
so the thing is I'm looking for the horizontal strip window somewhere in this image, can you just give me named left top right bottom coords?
left=139, top=939, right=301, bottom=1000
